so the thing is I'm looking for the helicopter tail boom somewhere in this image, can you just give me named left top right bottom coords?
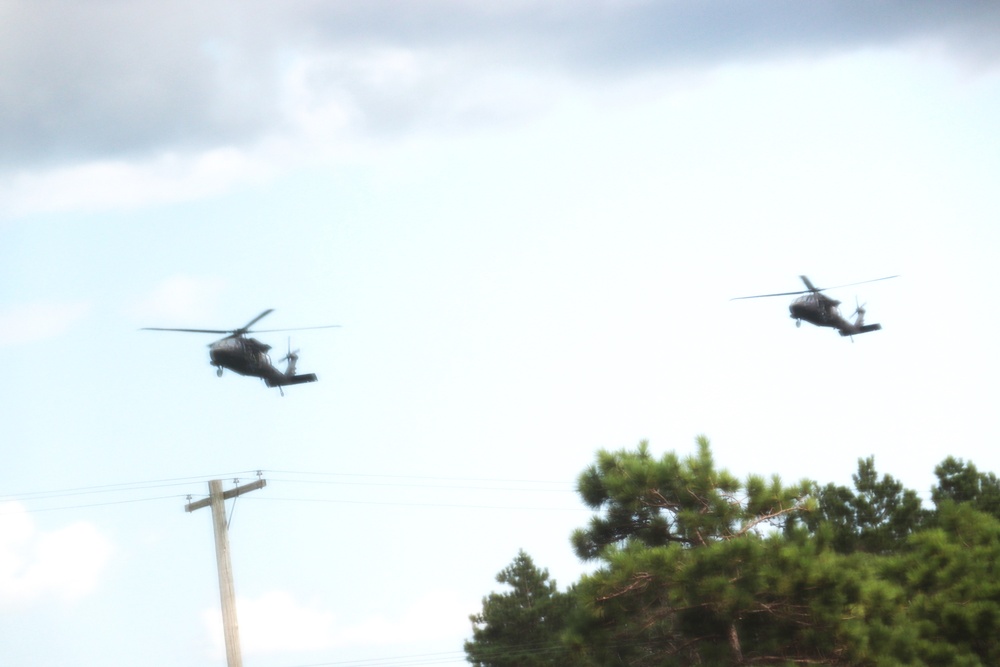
left=839, top=323, right=882, bottom=336
left=264, top=373, right=318, bottom=388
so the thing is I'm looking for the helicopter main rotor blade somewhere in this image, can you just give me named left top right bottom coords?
left=813, top=275, right=899, bottom=292
left=730, top=289, right=812, bottom=300
left=140, top=327, right=233, bottom=334
left=234, top=309, right=275, bottom=334
left=250, top=325, right=342, bottom=333
left=731, top=275, right=898, bottom=301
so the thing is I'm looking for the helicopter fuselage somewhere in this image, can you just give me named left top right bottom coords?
left=141, top=309, right=334, bottom=393
left=789, top=294, right=880, bottom=336
left=209, top=336, right=316, bottom=388
left=732, top=275, right=894, bottom=338
left=789, top=293, right=844, bottom=328
left=209, top=337, right=273, bottom=377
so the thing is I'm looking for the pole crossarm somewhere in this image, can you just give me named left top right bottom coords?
left=185, top=479, right=267, bottom=513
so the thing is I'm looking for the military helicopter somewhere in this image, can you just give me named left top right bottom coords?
left=732, top=275, right=897, bottom=337
left=141, top=309, right=339, bottom=394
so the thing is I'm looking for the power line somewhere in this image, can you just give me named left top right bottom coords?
left=0, top=493, right=190, bottom=514
left=267, top=469, right=570, bottom=485
left=269, top=477, right=576, bottom=495
left=0, top=469, right=585, bottom=514
left=263, top=477, right=574, bottom=493
left=246, top=495, right=587, bottom=512
left=3, top=469, right=575, bottom=500
left=281, top=649, right=468, bottom=667
left=1, top=470, right=262, bottom=502
left=275, top=633, right=673, bottom=667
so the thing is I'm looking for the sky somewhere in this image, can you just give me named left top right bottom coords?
left=2, top=1, right=1000, bottom=665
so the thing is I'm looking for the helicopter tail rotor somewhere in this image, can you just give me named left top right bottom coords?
left=279, top=337, right=302, bottom=376
left=852, top=298, right=867, bottom=325
left=279, top=336, right=301, bottom=361
left=266, top=338, right=318, bottom=392
left=839, top=298, right=882, bottom=337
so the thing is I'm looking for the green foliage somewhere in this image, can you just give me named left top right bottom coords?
left=468, top=438, right=1000, bottom=666
left=570, top=437, right=823, bottom=664
left=800, top=456, right=929, bottom=554
left=572, top=436, right=811, bottom=561
left=465, top=550, right=574, bottom=666
left=882, top=502, right=1000, bottom=665
left=931, top=456, right=1000, bottom=519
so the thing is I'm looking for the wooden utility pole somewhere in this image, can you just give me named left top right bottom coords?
left=186, top=477, right=267, bottom=667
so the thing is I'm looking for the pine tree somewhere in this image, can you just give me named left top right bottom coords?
left=465, top=551, right=574, bottom=667
left=803, top=456, right=928, bottom=554
left=931, top=456, right=1000, bottom=519
left=467, top=440, right=1000, bottom=665
left=569, top=437, right=815, bottom=664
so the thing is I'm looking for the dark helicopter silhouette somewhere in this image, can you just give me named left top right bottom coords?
left=732, top=275, right=897, bottom=337
left=141, top=309, right=339, bottom=394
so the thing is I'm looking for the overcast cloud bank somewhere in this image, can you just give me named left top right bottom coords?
left=2, top=0, right=997, bottom=175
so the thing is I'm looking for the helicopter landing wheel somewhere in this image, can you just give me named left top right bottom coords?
left=216, top=367, right=223, bottom=377
left=795, top=319, right=801, bottom=328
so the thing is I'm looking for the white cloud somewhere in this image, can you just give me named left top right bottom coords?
left=1, top=2, right=993, bottom=218
left=1, top=1, right=996, bottom=174
left=0, top=502, right=113, bottom=609
left=0, top=301, right=91, bottom=347
left=0, top=148, right=275, bottom=217
left=203, top=590, right=335, bottom=655
left=203, top=588, right=472, bottom=657
left=133, top=275, right=228, bottom=323
left=329, top=588, right=473, bottom=647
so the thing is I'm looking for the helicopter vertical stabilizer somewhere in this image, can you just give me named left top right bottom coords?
left=842, top=300, right=882, bottom=335
left=283, top=352, right=299, bottom=376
